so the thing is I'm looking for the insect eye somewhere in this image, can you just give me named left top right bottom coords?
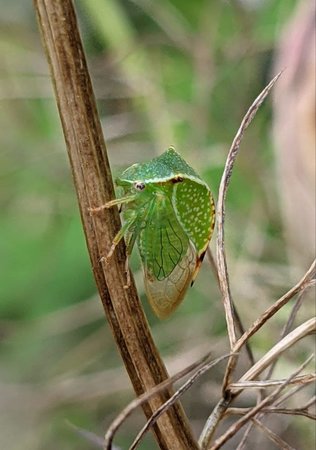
left=134, top=181, right=146, bottom=191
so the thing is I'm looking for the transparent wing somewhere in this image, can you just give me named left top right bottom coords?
left=138, top=197, right=197, bottom=318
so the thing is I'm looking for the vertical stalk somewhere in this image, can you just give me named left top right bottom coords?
left=33, top=1, right=198, bottom=448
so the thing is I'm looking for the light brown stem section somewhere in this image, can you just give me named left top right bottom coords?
left=33, top=1, right=198, bottom=448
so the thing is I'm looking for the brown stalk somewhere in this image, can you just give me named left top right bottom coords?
left=33, top=1, right=198, bottom=449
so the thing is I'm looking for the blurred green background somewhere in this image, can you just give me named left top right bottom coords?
left=0, top=1, right=315, bottom=449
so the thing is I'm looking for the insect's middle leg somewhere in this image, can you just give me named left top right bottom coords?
left=101, top=221, right=130, bottom=266
left=122, top=225, right=139, bottom=289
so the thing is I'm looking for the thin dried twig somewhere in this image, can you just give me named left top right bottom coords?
left=238, top=318, right=315, bottom=383
left=200, top=308, right=315, bottom=448
left=252, top=418, right=296, bottom=450
left=300, top=395, right=316, bottom=410
left=206, top=248, right=255, bottom=367
left=129, top=354, right=231, bottom=450
left=66, top=421, right=108, bottom=449
left=235, top=422, right=253, bottom=450
left=233, top=260, right=315, bottom=354
left=231, top=303, right=256, bottom=366
left=237, top=364, right=315, bottom=450
left=199, top=318, right=315, bottom=448
left=227, top=405, right=316, bottom=420
left=229, top=373, right=316, bottom=390
left=199, top=73, right=283, bottom=449
left=209, top=356, right=313, bottom=450
left=216, top=71, right=283, bottom=352
left=265, top=408, right=316, bottom=420
left=266, top=280, right=315, bottom=379
left=104, top=352, right=213, bottom=449
left=275, top=381, right=312, bottom=408
left=206, top=247, right=221, bottom=288
left=233, top=268, right=315, bottom=449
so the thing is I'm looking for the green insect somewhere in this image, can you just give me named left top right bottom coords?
left=99, top=147, right=215, bottom=319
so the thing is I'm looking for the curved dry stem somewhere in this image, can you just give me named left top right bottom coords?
left=130, top=354, right=231, bottom=450
left=199, top=74, right=283, bottom=450
left=234, top=260, right=315, bottom=354
left=238, top=318, right=316, bottom=384
left=266, top=280, right=315, bottom=380
left=252, top=418, right=296, bottom=450
left=216, top=71, right=283, bottom=352
left=206, top=248, right=255, bottom=367
left=215, top=73, right=283, bottom=403
left=210, top=356, right=313, bottom=450
left=104, top=352, right=213, bottom=449
left=234, top=265, right=315, bottom=449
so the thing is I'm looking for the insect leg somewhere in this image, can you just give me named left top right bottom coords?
left=101, top=219, right=135, bottom=265
left=122, top=216, right=142, bottom=289
left=89, top=194, right=136, bottom=213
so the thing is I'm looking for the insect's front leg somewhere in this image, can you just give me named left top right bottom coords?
left=89, top=194, right=139, bottom=288
left=88, top=194, right=137, bottom=213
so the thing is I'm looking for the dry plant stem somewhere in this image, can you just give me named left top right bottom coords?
left=252, top=418, right=296, bottom=450
left=216, top=72, right=283, bottom=395
left=199, top=73, right=282, bottom=450
left=266, top=280, right=315, bottom=379
left=104, top=352, right=212, bottom=449
left=206, top=247, right=221, bottom=288
left=209, top=356, right=313, bottom=450
left=238, top=318, right=316, bottom=383
left=301, top=395, right=316, bottom=409
left=219, top=320, right=315, bottom=447
left=33, top=1, right=198, bottom=449
left=129, top=354, right=231, bottom=450
left=206, top=248, right=255, bottom=367
left=227, top=406, right=316, bottom=421
left=230, top=303, right=255, bottom=366
left=275, top=381, right=311, bottom=408
left=233, top=265, right=315, bottom=448
left=216, top=71, right=283, bottom=351
left=238, top=355, right=315, bottom=450
left=235, top=422, right=253, bottom=450
left=229, top=373, right=316, bottom=390
left=66, top=421, right=109, bottom=450
left=234, top=259, right=315, bottom=354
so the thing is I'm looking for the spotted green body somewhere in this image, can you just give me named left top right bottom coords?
left=107, top=147, right=215, bottom=318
